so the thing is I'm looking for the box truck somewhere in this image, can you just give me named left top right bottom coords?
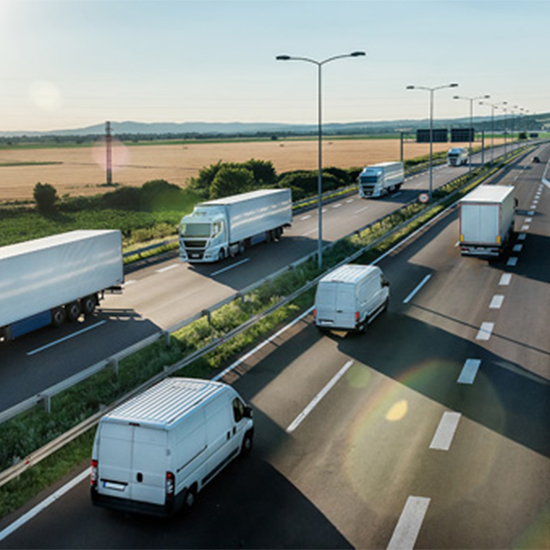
left=459, top=185, right=516, bottom=257
left=313, top=264, right=389, bottom=332
left=91, top=377, right=254, bottom=517
left=0, top=230, right=124, bottom=341
left=179, top=189, right=292, bottom=263
left=358, top=161, right=404, bottom=198
left=447, top=147, right=469, bottom=167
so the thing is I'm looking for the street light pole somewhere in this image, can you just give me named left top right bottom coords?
left=479, top=100, right=496, bottom=162
left=276, top=51, right=366, bottom=269
left=406, top=83, right=458, bottom=201
left=453, top=94, right=490, bottom=176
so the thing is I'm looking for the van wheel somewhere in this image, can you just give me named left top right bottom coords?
left=241, top=431, right=253, bottom=456
left=183, top=486, right=196, bottom=511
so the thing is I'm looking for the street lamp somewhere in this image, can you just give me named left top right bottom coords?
left=406, top=83, right=458, bottom=201
left=453, top=94, right=490, bottom=174
left=479, top=100, right=497, bottom=162
left=276, top=51, right=366, bottom=269
left=494, top=102, right=508, bottom=158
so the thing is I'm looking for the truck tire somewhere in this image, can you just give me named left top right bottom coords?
left=81, top=295, right=97, bottom=316
left=66, top=301, right=81, bottom=322
left=218, top=248, right=226, bottom=262
left=51, top=307, right=66, bottom=327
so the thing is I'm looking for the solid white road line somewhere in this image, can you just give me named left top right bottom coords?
left=387, top=496, right=431, bottom=550
left=156, top=263, right=179, bottom=273
left=0, top=468, right=90, bottom=543
left=489, top=295, right=505, bottom=309
left=476, top=322, right=494, bottom=341
left=210, top=258, right=250, bottom=276
left=429, top=412, right=461, bottom=451
left=499, top=274, right=512, bottom=286
left=403, top=274, right=432, bottom=304
left=286, top=360, right=354, bottom=433
left=458, top=359, right=481, bottom=384
left=27, top=321, right=107, bottom=356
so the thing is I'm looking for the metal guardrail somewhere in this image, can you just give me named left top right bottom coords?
left=0, top=144, right=537, bottom=488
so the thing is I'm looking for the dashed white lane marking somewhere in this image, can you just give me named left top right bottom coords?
left=301, top=228, right=317, bottom=236
left=123, top=280, right=138, bottom=286
left=513, top=244, right=523, bottom=252
left=489, top=295, right=505, bottom=309
left=476, top=322, right=495, bottom=341
left=521, top=225, right=530, bottom=232
left=499, top=274, right=512, bottom=286
left=286, top=360, right=354, bottom=433
left=403, top=274, right=432, bottom=304
left=524, top=218, right=532, bottom=223
left=430, top=412, right=462, bottom=451
left=527, top=210, right=535, bottom=216
left=354, top=205, right=370, bottom=214
left=332, top=203, right=342, bottom=208
left=507, top=257, right=519, bottom=267
left=458, top=359, right=481, bottom=384
left=518, top=233, right=526, bottom=241
left=300, top=214, right=312, bottom=221
left=387, top=496, right=431, bottom=550
left=211, top=258, right=250, bottom=276
left=156, top=263, right=179, bottom=273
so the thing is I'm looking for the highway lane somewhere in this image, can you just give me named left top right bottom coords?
left=1, top=145, right=548, bottom=548
left=0, top=144, right=528, bottom=412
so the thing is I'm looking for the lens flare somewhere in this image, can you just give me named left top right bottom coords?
left=92, top=137, right=130, bottom=172
left=29, top=80, right=62, bottom=111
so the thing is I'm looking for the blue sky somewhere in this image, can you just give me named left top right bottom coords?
left=0, top=0, right=547, bottom=131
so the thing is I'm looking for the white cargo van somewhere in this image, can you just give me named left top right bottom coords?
left=314, top=264, right=389, bottom=332
left=91, top=378, right=254, bottom=517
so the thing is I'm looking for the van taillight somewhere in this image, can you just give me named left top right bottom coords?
left=313, top=308, right=317, bottom=319
left=166, top=471, right=175, bottom=497
left=355, top=312, right=360, bottom=322
left=91, top=459, right=98, bottom=487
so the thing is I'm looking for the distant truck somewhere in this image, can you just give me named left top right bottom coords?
left=459, top=185, right=516, bottom=257
left=358, top=161, right=404, bottom=198
left=179, top=189, right=292, bottom=263
left=0, top=230, right=124, bottom=341
left=447, top=147, right=469, bottom=167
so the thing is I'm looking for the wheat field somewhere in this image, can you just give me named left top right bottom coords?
left=0, top=138, right=492, bottom=201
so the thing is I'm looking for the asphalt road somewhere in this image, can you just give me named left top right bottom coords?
left=0, top=145, right=532, bottom=414
left=1, top=144, right=548, bottom=549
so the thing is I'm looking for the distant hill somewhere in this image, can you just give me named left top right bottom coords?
left=0, top=114, right=547, bottom=138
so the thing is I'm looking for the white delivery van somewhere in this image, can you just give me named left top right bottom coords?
left=91, top=378, right=254, bottom=517
left=314, top=264, right=389, bottom=332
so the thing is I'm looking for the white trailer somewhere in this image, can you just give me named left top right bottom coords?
left=358, top=161, right=405, bottom=198
left=447, top=147, right=469, bottom=167
left=91, top=377, right=254, bottom=517
left=0, top=230, right=124, bottom=340
left=459, top=185, right=516, bottom=257
left=179, top=189, right=292, bottom=263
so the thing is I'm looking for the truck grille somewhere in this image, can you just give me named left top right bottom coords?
left=183, top=240, right=207, bottom=248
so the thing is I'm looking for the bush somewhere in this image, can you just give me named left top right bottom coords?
left=33, top=183, right=58, bottom=213
left=209, top=166, right=255, bottom=199
left=277, top=169, right=343, bottom=200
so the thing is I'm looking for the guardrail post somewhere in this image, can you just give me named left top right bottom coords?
left=202, top=309, right=212, bottom=325
left=109, top=358, right=119, bottom=377
left=163, top=330, right=171, bottom=347
left=40, top=393, right=51, bottom=414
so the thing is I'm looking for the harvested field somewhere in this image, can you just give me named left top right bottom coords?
left=0, top=138, right=500, bottom=201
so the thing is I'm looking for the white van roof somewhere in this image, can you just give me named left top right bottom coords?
left=319, top=264, right=379, bottom=285
left=103, top=378, right=227, bottom=428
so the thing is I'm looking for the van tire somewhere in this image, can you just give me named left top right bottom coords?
left=241, top=430, right=253, bottom=456
left=182, top=486, right=197, bottom=512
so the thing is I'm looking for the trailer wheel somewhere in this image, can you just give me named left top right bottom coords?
left=82, top=295, right=97, bottom=316
left=51, top=307, right=66, bottom=327
left=66, top=301, right=81, bottom=322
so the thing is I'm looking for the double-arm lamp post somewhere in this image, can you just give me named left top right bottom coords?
left=453, top=94, right=490, bottom=175
left=276, top=51, right=366, bottom=269
left=406, top=83, right=458, bottom=201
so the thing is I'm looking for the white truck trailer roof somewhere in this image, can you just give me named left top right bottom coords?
left=201, top=188, right=287, bottom=207
left=460, top=185, right=514, bottom=204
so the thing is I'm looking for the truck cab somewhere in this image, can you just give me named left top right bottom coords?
left=447, top=147, right=469, bottom=167
left=179, top=207, right=228, bottom=262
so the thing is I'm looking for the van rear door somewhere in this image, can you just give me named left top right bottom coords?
left=335, top=285, right=356, bottom=329
left=97, top=422, right=167, bottom=505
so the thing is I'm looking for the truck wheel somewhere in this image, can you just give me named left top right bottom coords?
left=238, top=241, right=245, bottom=255
left=51, top=307, right=66, bottom=327
left=66, top=301, right=81, bottom=322
left=218, top=248, right=226, bottom=262
left=82, top=295, right=97, bottom=316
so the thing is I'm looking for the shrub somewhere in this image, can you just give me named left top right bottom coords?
left=209, top=166, right=255, bottom=199
left=33, top=183, right=58, bottom=213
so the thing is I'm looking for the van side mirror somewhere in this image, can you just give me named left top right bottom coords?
left=382, top=279, right=390, bottom=287
left=244, top=405, right=253, bottom=419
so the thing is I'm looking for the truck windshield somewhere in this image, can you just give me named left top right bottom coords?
left=181, top=223, right=212, bottom=238
left=360, top=175, right=378, bottom=184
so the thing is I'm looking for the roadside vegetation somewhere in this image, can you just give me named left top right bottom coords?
left=0, top=145, right=534, bottom=520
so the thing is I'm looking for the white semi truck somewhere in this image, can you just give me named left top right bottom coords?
left=447, top=147, right=469, bottom=167
left=179, top=189, right=292, bottom=263
left=358, top=161, right=405, bottom=198
left=0, top=230, right=124, bottom=341
left=459, top=185, right=516, bottom=257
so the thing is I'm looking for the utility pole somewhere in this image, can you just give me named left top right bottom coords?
left=105, top=121, right=113, bottom=186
